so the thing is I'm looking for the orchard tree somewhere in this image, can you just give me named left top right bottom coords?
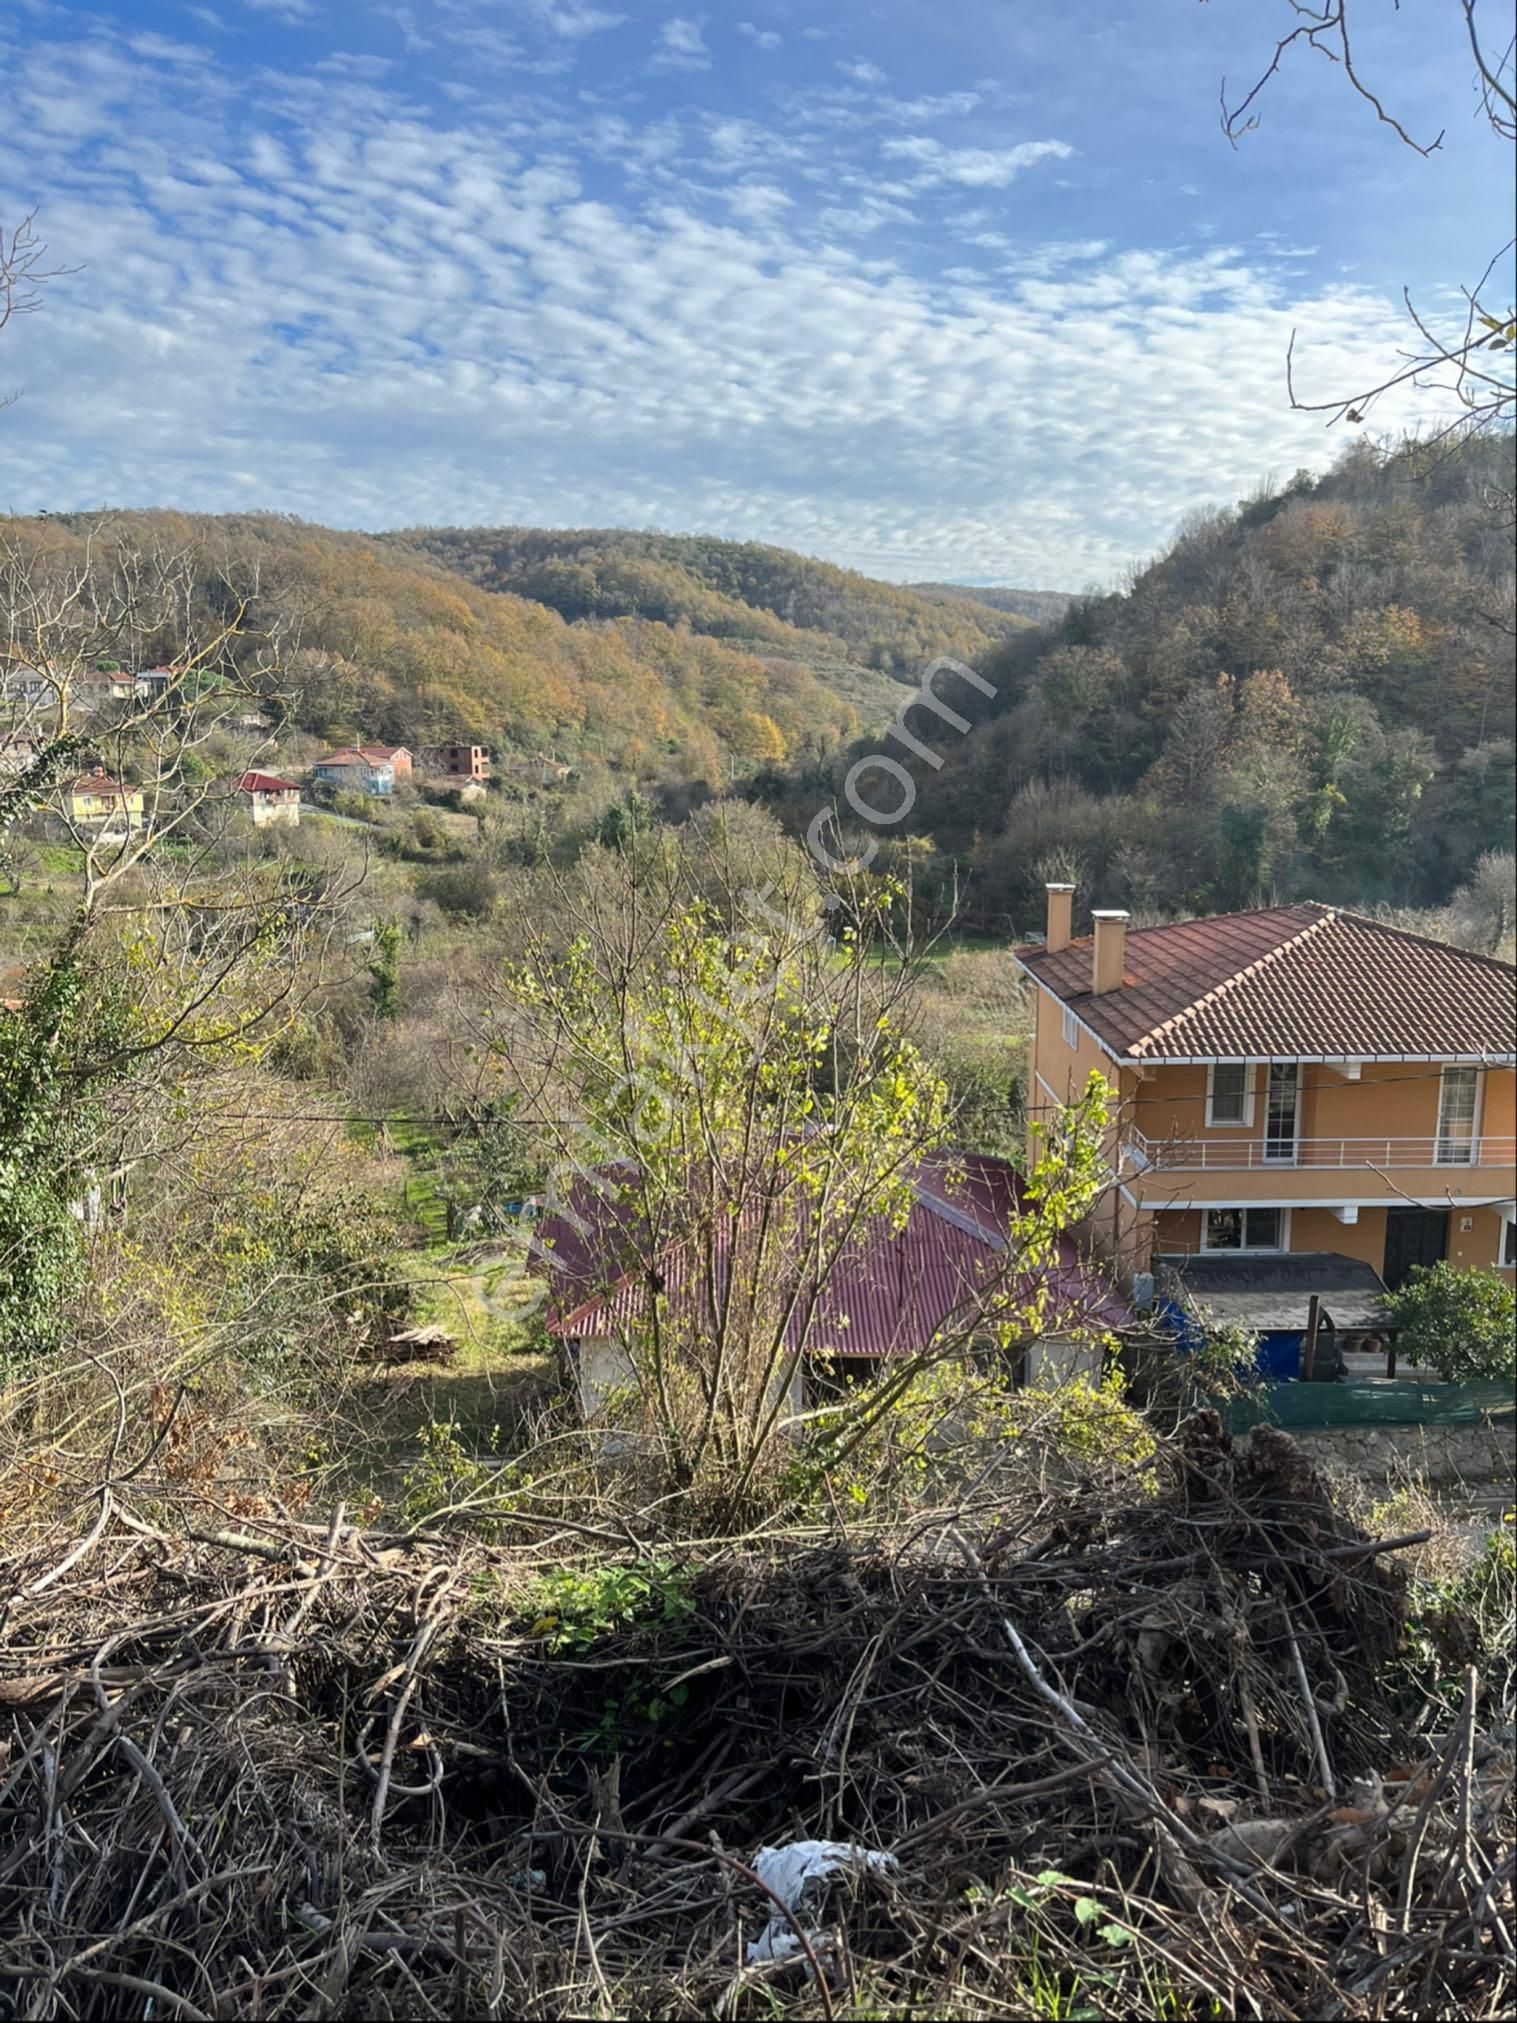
left=1386, top=1262, right=1516, bottom=1384
left=480, top=834, right=1116, bottom=1521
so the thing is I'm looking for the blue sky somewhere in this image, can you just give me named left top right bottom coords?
left=0, top=0, right=1507, bottom=584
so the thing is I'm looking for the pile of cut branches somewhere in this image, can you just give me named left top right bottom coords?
left=0, top=1415, right=1511, bottom=2019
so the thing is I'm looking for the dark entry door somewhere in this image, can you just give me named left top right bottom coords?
left=1383, top=1209, right=1448, bottom=1290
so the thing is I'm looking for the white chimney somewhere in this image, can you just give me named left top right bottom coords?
left=1091, top=909, right=1129, bottom=995
left=1045, top=882, right=1075, bottom=954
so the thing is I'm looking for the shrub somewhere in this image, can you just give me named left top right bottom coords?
left=523, top=1560, right=694, bottom=1653
left=1385, top=1263, right=1516, bottom=1382
left=419, top=860, right=498, bottom=919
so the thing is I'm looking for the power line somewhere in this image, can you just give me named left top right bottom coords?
left=99, top=1061, right=1516, bottom=1133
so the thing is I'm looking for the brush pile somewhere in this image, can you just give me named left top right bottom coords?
left=1, top=1413, right=1511, bottom=2019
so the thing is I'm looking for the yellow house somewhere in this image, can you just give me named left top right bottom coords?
left=1013, top=886, right=1517, bottom=1292
left=66, top=766, right=146, bottom=835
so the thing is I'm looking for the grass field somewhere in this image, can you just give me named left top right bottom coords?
left=358, top=1114, right=557, bottom=1460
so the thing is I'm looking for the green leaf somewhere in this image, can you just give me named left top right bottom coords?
left=1073, top=1895, right=1103, bottom=1925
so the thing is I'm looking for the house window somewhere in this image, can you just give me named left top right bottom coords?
left=1264, top=1063, right=1300, bottom=1163
left=1502, top=1216, right=1516, bottom=1269
left=1206, top=1063, right=1253, bottom=1127
left=1435, top=1067, right=1479, bottom=1166
left=1202, top=1206, right=1287, bottom=1252
left=1062, top=1005, right=1080, bottom=1049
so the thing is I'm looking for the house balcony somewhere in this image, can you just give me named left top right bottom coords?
left=1123, top=1129, right=1517, bottom=1208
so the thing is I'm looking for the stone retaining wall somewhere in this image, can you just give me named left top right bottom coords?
left=1288, top=1419, right=1515, bottom=1489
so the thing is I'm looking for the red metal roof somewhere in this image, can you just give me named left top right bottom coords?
left=239, top=772, right=300, bottom=795
left=537, top=1151, right=1129, bottom=1355
left=1014, top=904, right=1516, bottom=1061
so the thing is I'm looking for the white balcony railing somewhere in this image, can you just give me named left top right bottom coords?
left=1125, top=1129, right=1517, bottom=1174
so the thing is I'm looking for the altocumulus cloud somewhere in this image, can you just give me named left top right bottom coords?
left=0, top=16, right=1438, bottom=584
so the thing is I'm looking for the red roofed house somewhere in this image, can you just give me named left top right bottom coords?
left=239, top=771, right=301, bottom=828
left=312, top=748, right=395, bottom=796
left=538, top=1150, right=1130, bottom=1424
left=1013, top=886, right=1517, bottom=1294
left=359, top=744, right=412, bottom=782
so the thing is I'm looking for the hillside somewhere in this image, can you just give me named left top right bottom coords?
left=391, top=525, right=1027, bottom=679
left=3, top=512, right=901, bottom=784
left=908, top=583, right=1073, bottom=625
left=769, top=437, right=1517, bottom=932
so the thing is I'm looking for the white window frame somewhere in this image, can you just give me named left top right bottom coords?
left=1263, top=1060, right=1302, bottom=1165
left=1434, top=1065, right=1482, bottom=1167
left=1062, top=1005, right=1080, bottom=1049
left=1205, top=1061, right=1255, bottom=1129
left=1499, top=1211, right=1516, bottom=1271
left=1199, top=1205, right=1292, bottom=1254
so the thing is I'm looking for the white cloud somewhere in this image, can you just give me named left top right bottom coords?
left=0, top=22, right=1451, bottom=586
left=838, top=59, right=886, bottom=86
left=652, top=17, right=710, bottom=72
left=242, top=0, right=315, bottom=21
left=725, top=183, right=792, bottom=225
left=882, top=135, right=1073, bottom=188
left=737, top=22, right=781, bottom=52
left=511, top=0, right=625, bottom=36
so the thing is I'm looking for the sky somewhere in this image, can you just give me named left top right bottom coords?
left=0, top=0, right=1509, bottom=586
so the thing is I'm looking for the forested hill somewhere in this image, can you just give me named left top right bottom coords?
left=8, top=512, right=887, bottom=781
left=389, top=525, right=1028, bottom=678
left=785, top=438, right=1516, bottom=931
left=907, top=583, right=1072, bottom=625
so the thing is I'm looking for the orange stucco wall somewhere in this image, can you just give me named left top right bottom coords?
left=1152, top=1206, right=1391, bottom=1267
left=1027, top=986, right=1144, bottom=1271
left=1152, top=1202, right=1516, bottom=1288
left=1026, top=979, right=1516, bottom=1285
left=1135, top=1061, right=1516, bottom=1157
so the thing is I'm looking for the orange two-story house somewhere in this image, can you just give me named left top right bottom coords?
left=1013, top=887, right=1517, bottom=1291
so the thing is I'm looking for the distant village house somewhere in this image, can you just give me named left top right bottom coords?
left=438, top=742, right=490, bottom=782
left=361, top=744, right=412, bottom=782
left=312, top=749, right=396, bottom=797
left=66, top=767, right=146, bottom=834
left=239, top=771, right=301, bottom=827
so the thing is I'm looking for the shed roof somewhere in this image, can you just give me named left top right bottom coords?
left=538, top=1150, right=1130, bottom=1355
left=1013, top=904, right=1515, bottom=1063
left=1158, top=1251, right=1394, bottom=1332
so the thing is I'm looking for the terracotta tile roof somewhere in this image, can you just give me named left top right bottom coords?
left=68, top=767, right=131, bottom=797
left=359, top=744, right=408, bottom=761
left=1013, top=903, right=1516, bottom=1062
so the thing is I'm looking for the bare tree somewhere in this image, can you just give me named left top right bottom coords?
left=1, top=517, right=289, bottom=905
left=1, top=214, right=71, bottom=411
left=1220, top=2, right=1515, bottom=439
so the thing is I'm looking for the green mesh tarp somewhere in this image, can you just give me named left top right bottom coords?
left=1224, top=1379, right=1517, bottom=1434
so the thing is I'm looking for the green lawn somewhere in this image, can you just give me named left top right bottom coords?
left=355, top=1114, right=557, bottom=1459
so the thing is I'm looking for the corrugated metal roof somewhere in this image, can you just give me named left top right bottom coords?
left=537, top=1151, right=1129, bottom=1355
left=1014, top=904, right=1516, bottom=1061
